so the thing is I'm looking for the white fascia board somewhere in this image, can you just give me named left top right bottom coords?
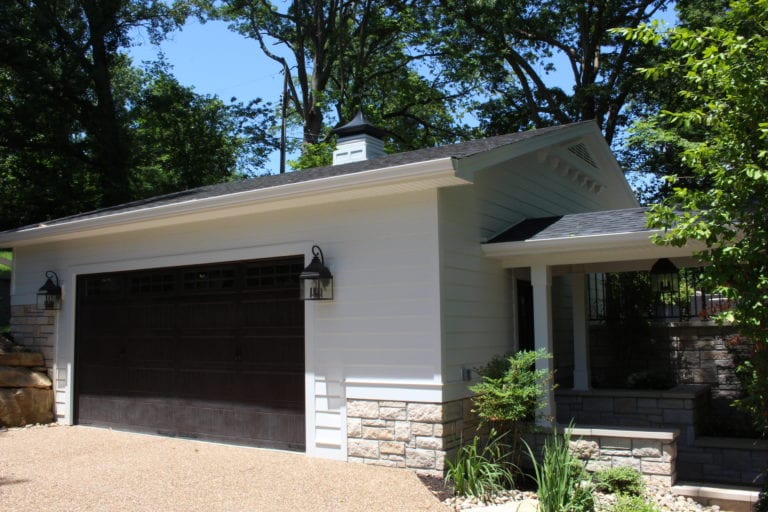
left=481, top=230, right=701, bottom=267
left=1, top=157, right=463, bottom=246
left=453, top=122, right=598, bottom=180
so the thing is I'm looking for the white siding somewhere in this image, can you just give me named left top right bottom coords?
left=439, top=153, right=615, bottom=401
left=11, top=189, right=443, bottom=460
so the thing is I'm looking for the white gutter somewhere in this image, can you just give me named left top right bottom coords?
left=0, top=157, right=463, bottom=246
left=482, top=230, right=662, bottom=258
left=482, top=229, right=704, bottom=268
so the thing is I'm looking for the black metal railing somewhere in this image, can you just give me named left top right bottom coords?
left=587, top=268, right=732, bottom=322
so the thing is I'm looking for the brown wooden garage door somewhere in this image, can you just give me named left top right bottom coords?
left=75, top=257, right=305, bottom=450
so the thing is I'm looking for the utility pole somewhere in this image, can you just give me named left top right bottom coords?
left=280, top=65, right=288, bottom=175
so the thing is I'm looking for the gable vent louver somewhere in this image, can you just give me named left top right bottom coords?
left=567, top=143, right=598, bottom=168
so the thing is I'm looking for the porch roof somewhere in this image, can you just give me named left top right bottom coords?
left=482, top=208, right=701, bottom=271
left=488, top=208, right=651, bottom=243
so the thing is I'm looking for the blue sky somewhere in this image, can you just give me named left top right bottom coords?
left=127, top=10, right=677, bottom=175
left=129, top=19, right=301, bottom=171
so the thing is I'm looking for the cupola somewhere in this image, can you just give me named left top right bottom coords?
left=332, top=111, right=386, bottom=165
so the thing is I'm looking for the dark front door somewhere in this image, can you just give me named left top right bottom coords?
left=517, top=279, right=535, bottom=352
left=75, top=257, right=306, bottom=450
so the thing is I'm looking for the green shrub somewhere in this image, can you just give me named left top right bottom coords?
left=470, top=349, right=553, bottom=424
left=611, top=495, right=659, bottom=512
left=444, top=430, right=515, bottom=500
left=756, top=472, right=768, bottom=512
left=523, top=425, right=594, bottom=512
left=592, top=466, right=645, bottom=497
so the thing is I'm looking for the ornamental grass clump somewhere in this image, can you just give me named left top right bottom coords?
left=523, top=425, right=594, bottom=512
left=444, top=429, right=515, bottom=500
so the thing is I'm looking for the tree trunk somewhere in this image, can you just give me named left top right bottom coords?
left=82, top=0, right=131, bottom=206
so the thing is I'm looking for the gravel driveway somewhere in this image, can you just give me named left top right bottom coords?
left=0, top=425, right=447, bottom=512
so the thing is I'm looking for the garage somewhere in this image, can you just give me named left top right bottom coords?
left=74, top=256, right=305, bottom=451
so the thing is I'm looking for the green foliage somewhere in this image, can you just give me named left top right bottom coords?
left=209, top=0, right=468, bottom=153
left=0, top=2, right=277, bottom=229
left=624, top=0, right=768, bottom=435
left=470, top=350, right=553, bottom=424
left=433, top=0, right=672, bottom=146
left=0, top=250, right=10, bottom=279
left=611, top=495, right=660, bottom=512
left=129, top=62, right=276, bottom=198
left=756, top=475, right=768, bottom=512
left=444, top=430, right=515, bottom=500
left=289, top=142, right=334, bottom=170
left=523, top=426, right=595, bottom=512
left=592, top=466, right=645, bottom=497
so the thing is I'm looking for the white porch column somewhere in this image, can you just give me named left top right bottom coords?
left=570, top=273, right=591, bottom=391
left=531, top=264, right=555, bottom=424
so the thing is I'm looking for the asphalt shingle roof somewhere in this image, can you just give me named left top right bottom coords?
left=488, top=208, right=652, bottom=243
left=12, top=122, right=589, bottom=231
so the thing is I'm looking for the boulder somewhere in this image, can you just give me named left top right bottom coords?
left=0, top=366, right=52, bottom=388
left=0, top=387, right=54, bottom=427
left=0, top=352, right=45, bottom=367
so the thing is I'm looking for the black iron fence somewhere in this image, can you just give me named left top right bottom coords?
left=587, top=268, right=732, bottom=322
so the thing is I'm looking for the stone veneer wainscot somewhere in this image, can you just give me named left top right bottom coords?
left=346, top=398, right=477, bottom=475
left=9, top=305, right=56, bottom=377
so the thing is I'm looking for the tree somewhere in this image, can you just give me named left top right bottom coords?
left=128, top=63, right=277, bottom=198
left=206, top=0, right=468, bottom=160
left=434, top=0, right=671, bottom=145
left=627, top=0, right=768, bottom=434
left=0, top=1, right=187, bottom=208
left=0, top=1, right=277, bottom=229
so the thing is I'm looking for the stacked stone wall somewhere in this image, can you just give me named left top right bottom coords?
left=588, top=324, right=755, bottom=436
left=9, top=305, right=56, bottom=376
left=525, top=427, right=678, bottom=485
left=346, top=398, right=477, bottom=475
left=556, top=385, right=708, bottom=446
left=567, top=428, right=678, bottom=486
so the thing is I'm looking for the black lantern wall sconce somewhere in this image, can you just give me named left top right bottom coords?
left=650, top=257, right=679, bottom=296
left=300, top=245, right=333, bottom=300
left=37, top=271, right=62, bottom=310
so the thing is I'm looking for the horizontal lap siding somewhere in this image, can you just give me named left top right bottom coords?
left=439, top=155, right=607, bottom=402
left=12, top=189, right=442, bottom=459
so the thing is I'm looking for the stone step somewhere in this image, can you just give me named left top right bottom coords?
left=672, top=482, right=761, bottom=512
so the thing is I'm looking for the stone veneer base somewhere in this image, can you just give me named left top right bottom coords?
left=9, top=305, right=56, bottom=377
left=346, top=398, right=477, bottom=476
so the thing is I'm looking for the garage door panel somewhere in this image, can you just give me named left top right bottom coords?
left=177, top=334, right=237, bottom=366
left=76, top=256, right=305, bottom=450
left=178, top=301, right=239, bottom=330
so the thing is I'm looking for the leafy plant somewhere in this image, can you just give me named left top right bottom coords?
left=523, top=425, right=594, bottom=512
left=611, top=495, right=660, bottom=512
left=623, top=0, right=768, bottom=436
left=470, top=349, right=553, bottom=424
left=444, top=429, right=515, bottom=500
left=592, top=466, right=645, bottom=497
left=0, top=250, right=10, bottom=279
left=756, top=473, right=768, bottom=512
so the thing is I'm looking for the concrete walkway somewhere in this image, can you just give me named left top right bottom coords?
left=0, top=425, right=447, bottom=512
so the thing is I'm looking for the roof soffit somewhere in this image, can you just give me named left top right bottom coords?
left=452, top=122, right=598, bottom=180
